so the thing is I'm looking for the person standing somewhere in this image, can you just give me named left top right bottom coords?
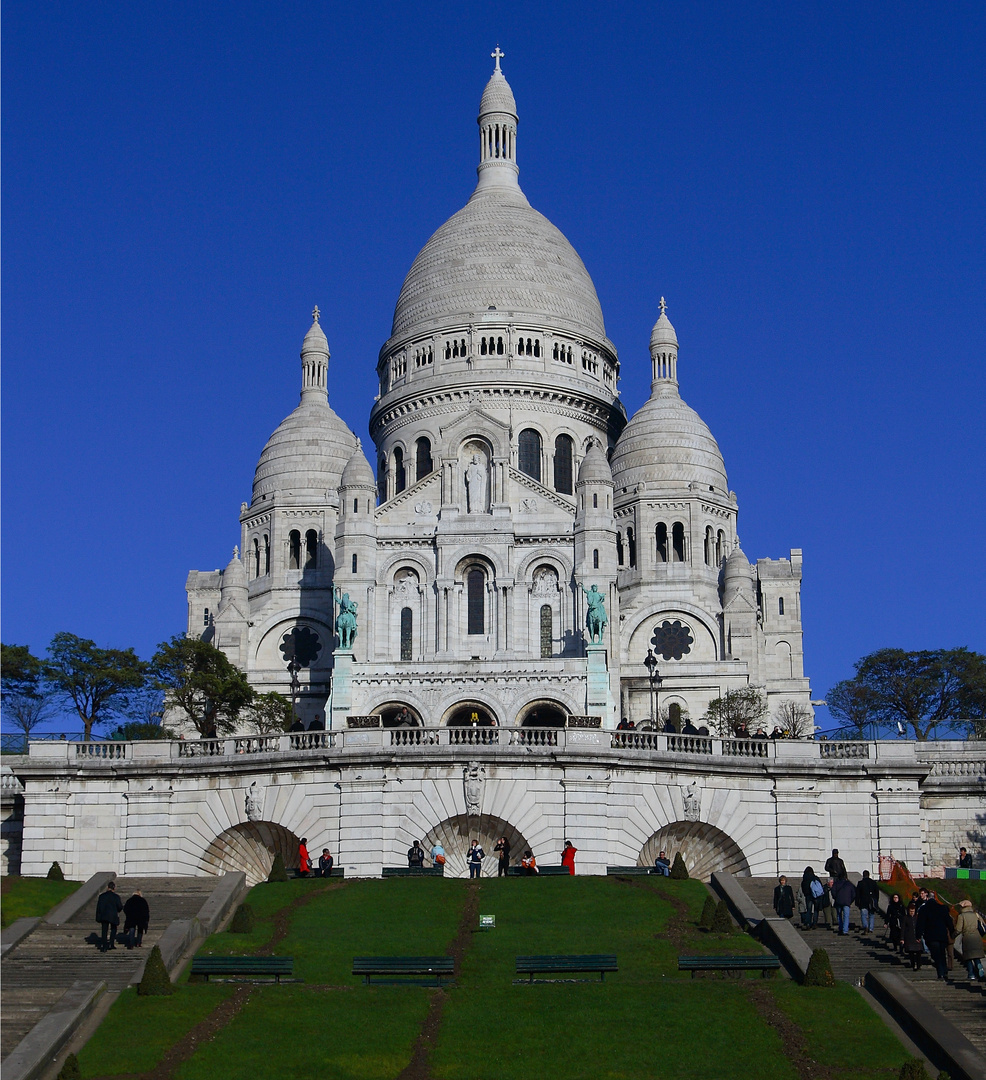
left=298, top=838, right=311, bottom=877
left=831, top=875, right=856, bottom=935
left=954, top=899, right=985, bottom=980
left=561, top=840, right=577, bottom=875
left=430, top=841, right=446, bottom=870
left=494, top=836, right=511, bottom=878
left=818, top=878, right=837, bottom=929
left=318, top=848, right=334, bottom=877
left=902, top=903, right=924, bottom=969
left=855, top=870, right=880, bottom=935
left=122, top=889, right=149, bottom=949
left=801, top=866, right=822, bottom=928
left=886, top=892, right=907, bottom=953
left=467, top=839, right=485, bottom=878
left=824, top=848, right=847, bottom=880
left=916, top=893, right=954, bottom=980
left=407, top=840, right=425, bottom=868
left=95, top=881, right=123, bottom=952
left=958, top=847, right=973, bottom=869
left=773, top=876, right=795, bottom=920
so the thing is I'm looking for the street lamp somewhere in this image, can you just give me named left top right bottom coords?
left=643, top=649, right=662, bottom=728
left=287, top=657, right=301, bottom=728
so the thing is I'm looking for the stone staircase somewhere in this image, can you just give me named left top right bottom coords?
left=743, top=877, right=986, bottom=1058
left=1, top=876, right=218, bottom=1060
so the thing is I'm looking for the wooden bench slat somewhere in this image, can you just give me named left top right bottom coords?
left=191, top=956, right=293, bottom=982
left=352, top=955, right=454, bottom=984
left=505, top=865, right=572, bottom=876
left=606, top=866, right=654, bottom=875
left=515, top=954, right=617, bottom=982
left=677, top=955, right=780, bottom=979
left=381, top=867, right=445, bottom=876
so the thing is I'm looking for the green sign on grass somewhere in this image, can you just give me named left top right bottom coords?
left=479, top=914, right=495, bottom=929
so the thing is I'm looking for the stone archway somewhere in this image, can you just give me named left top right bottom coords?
left=378, top=703, right=423, bottom=727
left=421, top=814, right=532, bottom=878
left=638, top=821, right=750, bottom=881
left=517, top=700, right=568, bottom=727
left=202, top=821, right=300, bottom=886
left=445, top=702, right=498, bottom=727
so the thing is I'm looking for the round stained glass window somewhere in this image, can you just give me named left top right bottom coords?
left=279, top=626, right=322, bottom=668
left=650, top=620, right=693, bottom=661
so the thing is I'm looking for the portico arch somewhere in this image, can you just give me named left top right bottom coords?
left=421, top=814, right=532, bottom=878
left=444, top=701, right=499, bottom=726
left=516, top=700, right=568, bottom=727
left=378, top=703, right=423, bottom=727
left=202, top=821, right=300, bottom=886
left=638, top=821, right=750, bottom=881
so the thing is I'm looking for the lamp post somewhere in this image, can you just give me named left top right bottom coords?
left=287, top=657, right=301, bottom=727
left=643, top=649, right=661, bottom=728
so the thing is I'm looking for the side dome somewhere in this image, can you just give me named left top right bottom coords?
left=340, top=444, right=376, bottom=489
left=577, top=439, right=613, bottom=485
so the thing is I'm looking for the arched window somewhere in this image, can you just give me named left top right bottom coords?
left=656, top=523, right=668, bottom=563
left=627, top=527, right=637, bottom=568
left=400, top=607, right=413, bottom=661
left=288, top=530, right=301, bottom=570
left=378, top=458, right=387, bottom=504
left=704, top=526, right=714, bottom=566
left=497, top=336, right=504, bottom=355
left=467, top=568, right=485, bottom=635
left=592, top=493, right=598, bottom=508
left=716, top=530, right=725, bottom=565
left=263, top=534, right=270, bottom=575
left=778, top=597, right=785, bottom=616
left=540, top=604, right=552, bottom=659
left=351, top=553, right=358, bottom=573
left=415, top=437, right=433, bottom=480
left=253, top=537, right=261, bottom=579
left=592, top=548, right=599, bottom=569
left=393, top=447, right=406, bottom=494
left=672, top=522, right=686, bottom=562
left=553, top=434, right=573, bottom=494
left=668, top=702, right=682, bottom=730
left=617, top=532, right=624, bottom=566
left=305, top=530, right=318, bottom=569
left=518, top=429, right=542, bottom=482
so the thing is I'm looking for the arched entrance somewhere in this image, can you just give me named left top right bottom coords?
left=445, top=702, right=498, bottom=726
left=638, top=821, right=750, bottom=881
left=378, top=703, right=423, bottom=727
left=202, top=821, right=300, bottom=886
left=421, top=814, right=532, bottom=878
left=517, top=700, right=568, bottom=727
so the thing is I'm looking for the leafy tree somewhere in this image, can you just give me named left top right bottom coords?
left=773, top=700, right=815, bottom=738
left=827, top=678, right=880, bottom=739
left=703, top=686, right=767, bottom=737
left=245, top=691, right=293, bottom=735
left=44, top=634, right=146, bottom=741
left=151, top=635, right=253, bottom=737
left=828, top=648, right=986, bottom=741
left=2, top=643, right=44, bottom=697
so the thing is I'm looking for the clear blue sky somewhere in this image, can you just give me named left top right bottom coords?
left=3, top=1, right=984, bottom=732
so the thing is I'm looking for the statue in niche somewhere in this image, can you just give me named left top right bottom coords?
left=532, top=568, right=558, bottom=598
left=393, top=572, right=417, bottom=601
left=335, top=588, right=359, bottom=649
left=464, top=761, right=486, bottom=816
left=464, top=454, right=488, bottom=514
left=245, top=781, right=263, bottom=822
left=581, top=583, right=608, bottom=643
left=681, top=780, right=701, bottom=822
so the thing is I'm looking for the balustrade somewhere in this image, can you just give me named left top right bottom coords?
left=819, top=741, right=870, bottom=759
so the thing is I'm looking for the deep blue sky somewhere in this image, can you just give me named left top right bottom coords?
left=3, top=1, right=984, bottom=732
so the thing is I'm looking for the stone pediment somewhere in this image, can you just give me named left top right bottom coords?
left=509, top=467, right=576, bottom=515
left=376, top=472, right=441, bottom=520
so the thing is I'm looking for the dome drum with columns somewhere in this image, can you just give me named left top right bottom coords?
left=186, top=52, right=811, bottom=734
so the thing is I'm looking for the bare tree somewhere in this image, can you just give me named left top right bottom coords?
left=773, top=700, right=815, bottom=738
left=703, top=687, right=767, bottom=737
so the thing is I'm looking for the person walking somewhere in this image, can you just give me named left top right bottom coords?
left=954, top=899, right=985, bottom=980
left=298, top=838, right=311, bottom=877
left=561, top=840, right=577, bottom=875
left=817, top=878, right=837, bottom=929
left=855, top=870, right=880, bottom=936
left=824, top=848, right=847, bottom=880
left=122, top=889, right=149, bottom=949
left=831, top=875, right=856, bottom=935
left=902, top=903, right=924, bottom=969
left=885, top=893, right=907, bottom=953
left=430, top=841, right=446, bottom=870
left=773, top=876, right=795, bottom=920
left=95, top=881, right=123, bottom=952
left=801, top=866, right=822, bottom=928
left=407, top=840, right=425, bottom=868
left=494, top=836, right=511, bottom=878
left=467, top=839, right=485, bottom=878
left=916, top=893, right=954, bottom=980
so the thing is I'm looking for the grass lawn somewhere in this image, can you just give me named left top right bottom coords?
left=77, top=876, right=912, bottom=1080
left=0, top=875, right=80, bottom=928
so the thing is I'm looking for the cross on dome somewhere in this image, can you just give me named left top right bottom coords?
left=312, top=305, right=321, bottom=323
left=491, top=45, right=504, bottom=72
left=659, top=296, right=667, bottom=316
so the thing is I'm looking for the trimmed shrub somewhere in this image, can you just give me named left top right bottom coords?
left=670, top=852, right=689, bottom=880
left=229, top=903, right=255, bottom=933
left=699, top=895, right=717, bottom=929
left=803, top=947, right=835, bottom=987
left=47, top=861, right=65, bottom=881
left=897, top=1063, right=932, bottom=1080
left=711, top=899, right=734, bottom=934
left=57, top=1053, right=80, bottom=1080
left=267, top=854, right=288, bottom=882
left=137, top=945, right=175, bottom=996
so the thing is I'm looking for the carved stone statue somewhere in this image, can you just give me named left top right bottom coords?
left=464, top=454, right=488, bottom=514
left=532, top=568, right=558, bottom=597
left=582, top=583, right=608, bottom=643
left=245, top=781, right=263, bottom=822
left=681, top=780, right=701, bottom=822
left=464, top=761, right=486, bottom=816
left=335, top=588, right=359, bottom=649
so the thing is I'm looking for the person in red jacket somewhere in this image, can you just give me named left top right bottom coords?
left=561, top=840, right=577, bottom=875
left=298, top=837, right=311, bottom=877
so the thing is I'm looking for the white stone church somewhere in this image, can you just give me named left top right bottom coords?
left=186, top=54, right=812, bottom=735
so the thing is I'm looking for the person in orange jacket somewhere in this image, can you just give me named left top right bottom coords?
left=298, top=837, right=311, bottom=877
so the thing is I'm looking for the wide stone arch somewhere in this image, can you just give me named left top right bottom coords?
left=201, top=820, right=300, bottom=887
left=637, top=820, right=750, bottom=882
left=623, top=605, right=720, bottom=664
left=516, top=698, right=569, bottom=727
left=421, top=813, right=532, bottom=878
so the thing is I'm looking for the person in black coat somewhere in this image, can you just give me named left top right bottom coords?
left=855, top=870, right=881, bottom=935
left=916, top=896, right=954, bottom=980
left=122, top=890, right=150, bottom=948
left=773, top=876, right=795, bottom=919
left=801, top=866, right=821, bottom=928
left=95, top=881, right=124, bottom=952
left=885, top=893, right=907, bottom=953
left=824, top=848, right=847, bottom=880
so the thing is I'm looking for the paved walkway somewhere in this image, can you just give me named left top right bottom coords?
left=742, top=876, right=986, bottom=1058
left=1, top=876, right=218, bottom=1060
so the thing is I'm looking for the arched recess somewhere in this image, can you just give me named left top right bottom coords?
left=444, top=701, right=498, bottom=726
left=378, top=702, right=423, bottom=727
left=516, top=699, right=568, bottom=727
left=202, top=821, right=300, bottom=887
left=421, top=814, right=532, bottom=878
left=637, top=821, right=750, bottom=882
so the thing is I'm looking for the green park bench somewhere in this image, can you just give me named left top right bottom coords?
left=606, top=865, right=655, bottom=875
left=352, top=956, right=455, bottom=985
left=677, top=954, right=780, bottom=979
left=515, top=954, right=618, bottom=982
left=290, top=868, right=346, bottom=879
left=505, top=865, right=571, bottom=876
left=191, top=956, right=293, bottom=983
left=381, top=866, right=444, bottom=877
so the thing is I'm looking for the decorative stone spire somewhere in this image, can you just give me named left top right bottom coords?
left=649, top=297, right=679, bottom=386
left=300, top=309, right=329, bottom=402
left=476, top=47, right=520, bottom=193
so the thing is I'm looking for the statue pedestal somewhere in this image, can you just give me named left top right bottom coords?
left=330, top=650, right=354, bottom=730
left=586, top=643, right=612, bottom=721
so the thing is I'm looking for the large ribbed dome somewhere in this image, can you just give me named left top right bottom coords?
left=611, top=384, right=728, bottom=493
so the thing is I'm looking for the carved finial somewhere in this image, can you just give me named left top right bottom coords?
left=659, top=296, right=667, bottom=316
left=312, top=305, right=320, bottom=323
left=491, top=45, right=504, bottom=72
left=233, top=545, right=239, bottom=559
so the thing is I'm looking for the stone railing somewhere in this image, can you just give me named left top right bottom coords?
left=819, top=741, right=871, bottom=759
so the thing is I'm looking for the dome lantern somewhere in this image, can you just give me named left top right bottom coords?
left=649, top=297, right=678, bottom=386
left=301, top=305, right=329, bottom=402
left=475, top=46, right=520, bottom=194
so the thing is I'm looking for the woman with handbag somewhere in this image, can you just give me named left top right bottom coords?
left=954, top=899, right=985, bottom=981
